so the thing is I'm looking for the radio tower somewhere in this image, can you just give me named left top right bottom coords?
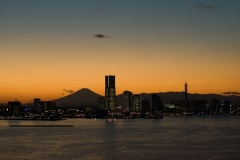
left=185, top=82, right=189, bottom=111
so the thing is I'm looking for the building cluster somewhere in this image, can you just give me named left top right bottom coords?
left=97, top=75, right=164, bottom=118
left=0, top=99, right=57, bottom=118
left=169, top=99, right=238, bottom=116
left=167, top=83, right=239, bottom=116
left=0, top=76, right=239, bottom=118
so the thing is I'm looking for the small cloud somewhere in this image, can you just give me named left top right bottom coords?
left=96, top=8, right=102, bottom=12
left=191, top=4, right=214, bottom=10
left=93, top=34, right=110, bottom=38
left=222, top=92, right=240, bottom=95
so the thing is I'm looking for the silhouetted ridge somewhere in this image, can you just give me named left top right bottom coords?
left=53, top=89, right=239, bottom=107
left=54, top=88, right=102, bottom=106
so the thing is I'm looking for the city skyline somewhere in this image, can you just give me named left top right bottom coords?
left=1, top=0, right=240, bottom=104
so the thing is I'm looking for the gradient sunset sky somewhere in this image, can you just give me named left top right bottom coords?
left=1, top=0, right=240, bottom=103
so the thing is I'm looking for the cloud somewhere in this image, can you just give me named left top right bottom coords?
left=191, top=4, right=214, bottom=10
left=222, top=92, right=240, bottom=95
left=95, top=8, right=102, bottom=12
left=93, top=34, right=109, bottom=38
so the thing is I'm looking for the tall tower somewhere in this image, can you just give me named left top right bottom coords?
left=185, top=82, right=189, bottom=111
left=123, top=90, right=133, bottom=112
left=105, top=75, right=116, bottom=111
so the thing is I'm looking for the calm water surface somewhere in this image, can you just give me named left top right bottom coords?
left=1, top=116, right=240, bottom=160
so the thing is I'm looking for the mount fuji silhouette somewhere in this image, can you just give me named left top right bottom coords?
left=54, top=88, right=102, bottom=106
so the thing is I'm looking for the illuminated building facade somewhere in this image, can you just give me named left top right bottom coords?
left=132, top=95, right=141, bottom=112
left=123, top=90, right=133, bottom=112
left=210, top=98, right=220, bottom=113
left=42, top=101, right=56, bottom=113
left=34, top=98, right=43, bottom=114
left=104, top=75, right=116, bottom=111
left=222, top=100, right=231, bottom=114
left=98, top=96, right=105, bottom=110
left=34, top=98, right=56, bottom=114
left=8, top=101, right=21, bottom=116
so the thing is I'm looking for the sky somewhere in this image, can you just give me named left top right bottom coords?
left=1, top=0, right=240, bottom=104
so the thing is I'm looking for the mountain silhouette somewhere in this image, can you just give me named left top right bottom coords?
left=54, top=88, right=102, bottom=106
left=53, top=89, right=240, bottom=107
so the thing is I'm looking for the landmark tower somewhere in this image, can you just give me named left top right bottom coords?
left=105, top=75, right=116, bottom=111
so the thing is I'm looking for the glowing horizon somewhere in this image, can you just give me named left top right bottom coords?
left=1, top=0, right=240, bottom=104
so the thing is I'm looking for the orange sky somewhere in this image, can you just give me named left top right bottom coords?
left=1, top=1, right=240, bottom=104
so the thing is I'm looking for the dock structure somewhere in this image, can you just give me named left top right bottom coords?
left=9, top=125, right=73, bottom=127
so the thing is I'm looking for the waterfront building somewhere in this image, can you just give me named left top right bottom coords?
left=132, top=95, right=141, bottom=112
left=210, top=98, right=221, bottom=114
left=98, top=96, right=105, bottom=110
left=104, top=75, right=116, bottom=111
left=123, top=90, right=133, bottom=112
left=222, top=100, right=231, bottom=114
left=152, top=93, right=163, bottom=114
left=34, top=98, right=56, bottom=114
left=42, top=101, right=56, bottom=113
left=192, top=99, right=207, bottom=114
left=8, top=101, right=21, bottom=116
left=141, top=99, right=151, bottom=114
left=34, top=98, right=43, bottom=114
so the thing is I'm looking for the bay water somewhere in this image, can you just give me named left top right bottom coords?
left=1, top=116, right=240, bottom=160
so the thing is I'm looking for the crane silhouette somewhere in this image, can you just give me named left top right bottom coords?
left=62, top=89, right=74, bottom=95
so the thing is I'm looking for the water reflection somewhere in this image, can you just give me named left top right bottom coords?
left=1, top=117, right=240, bottom=159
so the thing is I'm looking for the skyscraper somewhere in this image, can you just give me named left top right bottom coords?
left=132, top=95, right=141, bottom=112
left=34, top=98, right=43, bottom=114
left=97, top=96, right=105, bottom=110
left=123, top=90, right=132, bottom=112
left=105, top=75, right=116, bottom=111
left=152, top=93, right=163, bottom=114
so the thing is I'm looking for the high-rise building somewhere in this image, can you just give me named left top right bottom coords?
left=152, top=93, right=163, bottom=114
left=34, top=98, right=43, bottom=114
left=8, top=101, right=21, bottom=116
left=105, top=75, right=116, bottom=111
left=123, top=90, right=133, bottom=112
left=142, top=99, right=151, bottom=114
left=98, top=96, right=105, bottom=110
left=132, top=95, right=141, bottom=112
